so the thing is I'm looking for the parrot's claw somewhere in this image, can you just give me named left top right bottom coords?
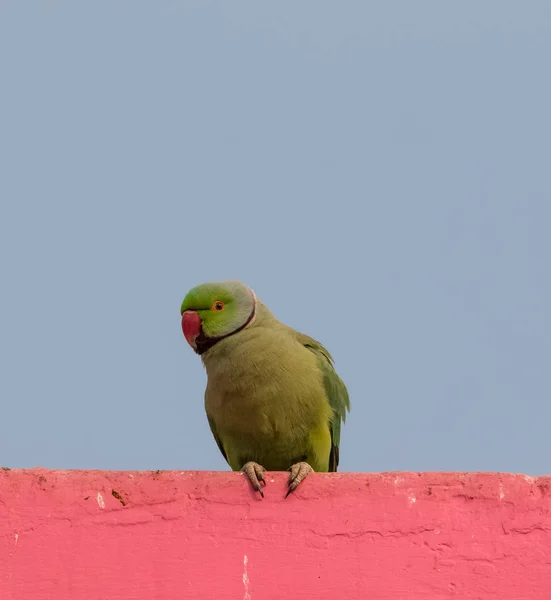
left=286, top=461, right=314, bottom=497
left=241, top=462, right=267, bottom=498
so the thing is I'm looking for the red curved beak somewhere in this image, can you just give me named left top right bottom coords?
left=182, top=310, right=201, bottom=349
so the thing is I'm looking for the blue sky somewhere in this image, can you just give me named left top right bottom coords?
left=1, top=2, right=549, bottom=475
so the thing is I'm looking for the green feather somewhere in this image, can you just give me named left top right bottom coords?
left=206, top=413, right=227, bottom=463
left=293, top=331, right=350, bottom=471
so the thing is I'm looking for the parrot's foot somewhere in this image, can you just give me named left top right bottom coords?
left=241, top=461, right=267, bottom=498
left=286, top=461, right=314, bottom=497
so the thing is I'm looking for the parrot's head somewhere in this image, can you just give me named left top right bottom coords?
left=180, top=279, right=257, bottom=355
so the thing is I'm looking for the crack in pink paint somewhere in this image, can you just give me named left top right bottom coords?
left=242, top=555, right=251, bottom=600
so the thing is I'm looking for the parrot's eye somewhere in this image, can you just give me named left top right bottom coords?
left=211, top=301, right=225, bottom=312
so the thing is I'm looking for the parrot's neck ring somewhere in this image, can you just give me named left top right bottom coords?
left=243, top=289, right=257, bottom=330
left=195, top=288, right=257, bottom=355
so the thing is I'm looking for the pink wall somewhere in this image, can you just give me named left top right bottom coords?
left=1, top=469, right=550, bottom=599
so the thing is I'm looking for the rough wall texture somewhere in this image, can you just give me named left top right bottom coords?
left=1, top=469, right=550, bottom=599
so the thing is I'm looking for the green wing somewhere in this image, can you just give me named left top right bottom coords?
left=206, top=413, right=229, bottom=465
left=296, top=332, right=351, bottom=472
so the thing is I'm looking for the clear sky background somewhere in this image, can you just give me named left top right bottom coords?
left=1, top=2, right=549, bottom=475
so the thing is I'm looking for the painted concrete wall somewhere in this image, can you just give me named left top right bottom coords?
left=1, top=469, right=550, bottom=599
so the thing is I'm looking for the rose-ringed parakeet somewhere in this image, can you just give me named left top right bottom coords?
left=180, top=280, right=350, bottom=497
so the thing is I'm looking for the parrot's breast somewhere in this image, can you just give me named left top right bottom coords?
left=202, top=325, right=332, bottom=471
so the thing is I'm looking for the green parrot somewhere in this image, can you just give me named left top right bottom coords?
left=180, top=279, right=350, bottom=497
